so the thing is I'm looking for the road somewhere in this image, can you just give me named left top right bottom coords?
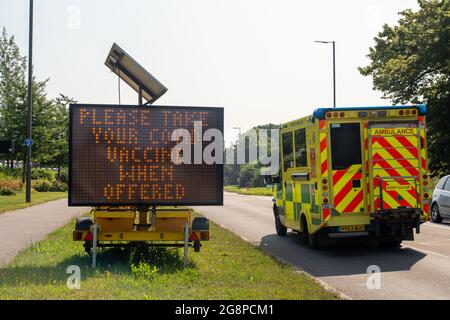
left=195, top=192, right=450, bottom=300
left=0, top=199, right=85, bottom=265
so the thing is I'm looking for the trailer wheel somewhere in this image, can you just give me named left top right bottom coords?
left=83, top=241, right=92, bottom=254
left=431, top=204, right=443, bottom=223
left=274, top=207, right=287, bottom=236
left=194, top=240, right=201, bottom=252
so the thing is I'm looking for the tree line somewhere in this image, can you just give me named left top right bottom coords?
left=0, top=28, right=74, bottom=180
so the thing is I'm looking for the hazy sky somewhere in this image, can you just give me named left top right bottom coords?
left=1, top=0, right=419, bottom=145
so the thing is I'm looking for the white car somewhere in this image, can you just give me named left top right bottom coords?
left=431, top=175, right=450, bottom=223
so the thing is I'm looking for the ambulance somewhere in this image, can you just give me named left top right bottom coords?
left=268, top=105, right=430, bottom=248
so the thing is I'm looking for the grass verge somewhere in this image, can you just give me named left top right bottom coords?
left=0, top=192, right=68, bottom=214
left=224, top=185, right=273, bottom=197
left=0, top=214, right=337, bottom=300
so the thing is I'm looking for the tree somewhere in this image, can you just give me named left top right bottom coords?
left=0, top=27, right=27, bottom=169
left=46, top=94, right=75, bottom=178
left=359, top=0, right=450, bottom=176
left=238, top=164, right=258, bottom=188
left=0, top=28, right=74, bottom=178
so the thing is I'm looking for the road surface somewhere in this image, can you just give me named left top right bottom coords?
left=0, top=199, right=86, bottom=265
left=195, top=192, right=450, bottom=300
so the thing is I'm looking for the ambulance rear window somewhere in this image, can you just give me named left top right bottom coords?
left=330, top=123, right=362, bottom=170
left=282, top=132, right=294, bottom=171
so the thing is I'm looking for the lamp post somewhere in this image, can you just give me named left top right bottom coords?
left=315, top=40, right=336, bottom=108
left=26, top=0, right=34, bottom=203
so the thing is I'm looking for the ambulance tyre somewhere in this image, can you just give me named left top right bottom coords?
left=302, top=217, right=320, bottom=249
left=431, top=204, right=443, bottom=223
left=274, top=207, right=287, bottom=236
left=379, top=240, right=403, bottom=248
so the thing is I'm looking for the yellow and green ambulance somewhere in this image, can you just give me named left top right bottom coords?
left=269, top=105, right=430, bottom=248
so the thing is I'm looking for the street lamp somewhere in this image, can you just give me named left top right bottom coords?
left=315, top=40, right=336, bottom=108
left=26, top=0, right=34, bottom=203
left=232, top=127, right=242, bottom=137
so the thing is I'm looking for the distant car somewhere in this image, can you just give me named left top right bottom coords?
left=431, top=175, right=450, bottom=223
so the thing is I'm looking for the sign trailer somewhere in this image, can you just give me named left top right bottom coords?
left=72, top=44, right=223, bottom=267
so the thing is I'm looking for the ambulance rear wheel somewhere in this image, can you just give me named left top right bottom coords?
left=274, top=209, right=287, bottom=236
left=379, top=240, right=403, bottom=248
left=303, top=220, right=320, bottom=249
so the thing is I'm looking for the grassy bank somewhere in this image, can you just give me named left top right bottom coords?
left=224, top=185, right=273, bottom=197
left=0, top=215, right=337, bottom=300
left=0, top=192, right=67, bottom=214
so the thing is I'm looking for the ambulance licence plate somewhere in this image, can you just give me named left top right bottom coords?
left=339, top=225, right=365, bottom=232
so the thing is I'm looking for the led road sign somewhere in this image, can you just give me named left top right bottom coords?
left=69, top=104, right=224, bottom=206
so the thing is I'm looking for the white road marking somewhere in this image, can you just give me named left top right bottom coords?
left=402, top=245, right=450, bottom=260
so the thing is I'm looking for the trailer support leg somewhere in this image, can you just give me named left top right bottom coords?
left=184, top=222, right=189, bottom=267
left=92, top=223, right=98, bottom=268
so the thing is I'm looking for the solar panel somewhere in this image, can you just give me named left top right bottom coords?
left=105, top=43, right=168, bottom=104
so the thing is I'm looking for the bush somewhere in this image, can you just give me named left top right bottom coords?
left=31, top=168, right=55, bottom=182
left=31, top=179, right=52, bottom=192
left=0, top=166, right=22, bottom=179
left=58, top=169, right=69, bottom=184
left=49, top=180, right=68, bottom=192
left=238, top=164, right=258, bottom=188
left=0, top=179, right=23, bottom=191
left=0, top=187, right=16, bottom=196
left=131, top=262, right=159, bottom=280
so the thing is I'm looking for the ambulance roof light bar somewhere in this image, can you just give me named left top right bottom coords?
left=311, top=105, right=427, bottom=121
left=105, top=43, right=168, bottom=105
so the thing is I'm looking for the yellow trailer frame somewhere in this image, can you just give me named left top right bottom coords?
left=73, top=207, right=209, bottom=267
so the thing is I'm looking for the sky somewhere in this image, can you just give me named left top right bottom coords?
left=0, top=0, right=419, bottom=145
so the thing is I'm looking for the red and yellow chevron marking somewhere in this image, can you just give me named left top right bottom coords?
left=364, top=122, right=371, bottom=213
left=332, top=165, right=364, bottom=214
left=323, top=206, right=331, bottom=222
left=319, top=120, right=328, bottom=177
left=370, top=128, right=421, bottom=210
left=423, top=201, right=430, bottom=216
left=373, top=176, right=418, bottom=210
left=419, top=128, right=428, bottom=172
